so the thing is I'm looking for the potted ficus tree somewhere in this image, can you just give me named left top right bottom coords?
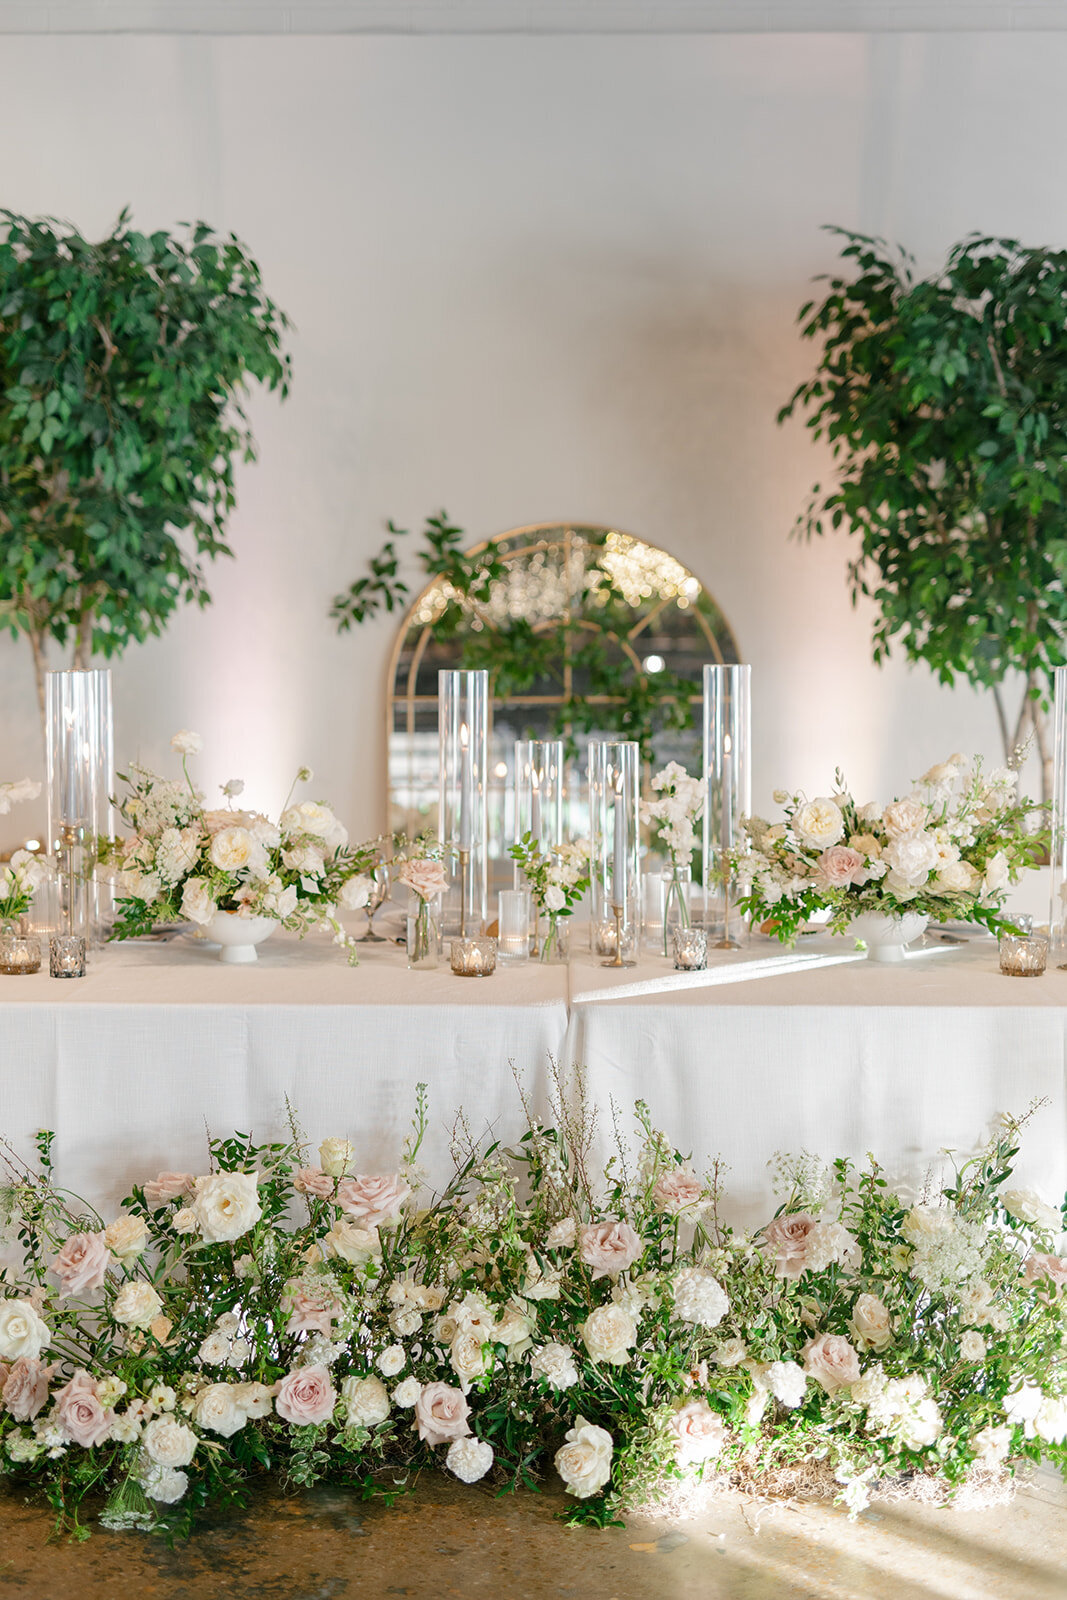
left=0, top=209, right=291, bottom=722
left=781, top=228, right=1067, bottom=800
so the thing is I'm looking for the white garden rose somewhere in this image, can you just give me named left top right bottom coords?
left=170, top=730, right=203, bottom=756
left=319, top=1139, right=356, bottom=1179
left=713, top=1338, right=747, bottom=1367
left=321, top=1220, right=380, bottom=1266
left=668, top=1400, right=727, bottom=1468
left=209, top=827, right=261, bottom=874
left=141, top=1415, right=197, bottom=1468
left=934, top=859, right=979, bottom=895
left=530, top=1341, right=579, bottom=1391
left=960, top=1331, right=986, bottom=1362
left=901, top=1205, right=954, bottom=1246
left=0, top=1298, right=50, bottom=1362
left=580, top=1305, right=637, bottom=1366
left=112, top=1281, right=164, bottom=1330
left=198, top=1332, right=231, bottom=1366
left=848, top=1293, right=893, bottom=1353
left=191, top=1383, right=247, bottom=1438
left=544, top=1217, right=576, bottom=1249
left=377, top=1345, right=406, bottom=1378
left=1003, top=1381, right=1043, bottom=1434
left=392, top=1377, right=422, bottom=1408
left=104, top=1215, right=148, bottom=1264
left=881, top=798, right=927, bottom=836
left=494, top=1303, right=534, bottom=1352
left=1001, top=1189, right=1061, bottom=1233
left=172, top=1206, right=198, bottom=1236
left=281, top=801, right=345, bottom=848
left=543, top=885, right=567, bottom=913
left=554, top=1416, right=613, bottom=1499
left=450, top=1331, right=493, bottom=1388
left=339, top=875, right=372, bottom=910
left=192, top=1171, right=262, bottom=1244
left=972, top=1424, right=1013, bottom=1467
left=1035, top=1395, right=1067, bottom=1445
left=793, top=798, right=844, bottom=850
left=180, top=877, right=217, bottom=927
left=983, top=850, right=1010, bottom=894
left=445, top=1436, right=494, bottom=1483
left=341, top=1375, right=391, bottom=1428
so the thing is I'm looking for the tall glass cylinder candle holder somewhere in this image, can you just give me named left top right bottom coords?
left=588, top=739, right=640, bottom=967
left=1050, top=666, right=1067, bottom=958
left=45, top=669, right=115, bottom=947
left=701, top=664, right=751, bottom=951
left=438, top=670, right=489, bottom=938
left=513, top=739, right=566, bottom=886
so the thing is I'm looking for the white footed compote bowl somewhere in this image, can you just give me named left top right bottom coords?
left=202, top=910, right=277, bottom=964
left=848, top=910, right=929, bottom=963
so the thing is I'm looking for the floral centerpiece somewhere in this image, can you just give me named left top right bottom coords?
left=640, top=762, right=703, bottom=955
left=0, top=1082, right=1065, bottom=1538
left=0, top=779, right=45, bottom=964
left=508, top=836, right=590, bottom=962
left=394, top=843, right=449, bottom=967
left=110, top=732, right=374, bottom=962
left=740, top=755, right=1043, bottom=950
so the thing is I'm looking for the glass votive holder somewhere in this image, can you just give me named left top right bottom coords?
left=50, top=933, right=87, bottom=979
left=1007, top=913, right=1034, bottom=936
left=998, top=932, right=1048, bottom=977
left=0, top=928, right=42, bottom=975
left=497, top=889, right=530, bottom=962
left=450, top=935, right=497, bottom=977
left=673, top=927, right=708, bottom=971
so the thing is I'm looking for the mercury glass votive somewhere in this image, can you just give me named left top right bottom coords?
left=672, top=927, right=708, bottom=972
left=49, top=933, right=86, bottom=979
left=999, top=932, right=1048, bottom=977
left=0, top=928, right=42, bottom=975
left=450, top=935, right=497, bottom=977
left=497, top=889, right=530, bottom=962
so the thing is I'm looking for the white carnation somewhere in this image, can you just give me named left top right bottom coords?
left=530, top=1341, right=580, bottom=1391
left=445, top=1436, right=494, bottom=1483
left=672, top=1267, right=729, bottom=1328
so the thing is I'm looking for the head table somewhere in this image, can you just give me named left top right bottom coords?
left=0, top=926, right=1064, bottom=1230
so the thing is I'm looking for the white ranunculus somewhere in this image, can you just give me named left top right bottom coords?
left=192, top=1171, right=262, bottom=1244
left=555, top=1416, right=613, bottom=1499
left=0, top=1298, right=50, bottom=1362
left=446, top=1436, right=494, bottom=1483
left=141, top=1415, right=197, bottom=1468
left=580, top=1305, right=637, bottom=1366
left=180, top=877, right=217, bottom=927
left=112, top=1281, right=164, bottom=1330
left=341, top=1375, right=391, bottom=1428
left=793, top=798, right=844, bottom=850
left=104, top=1215, right=149, bottom=1264
left=191, top=1383, right=247, bottom=1438
left=170, top=730, right=203, bottom=756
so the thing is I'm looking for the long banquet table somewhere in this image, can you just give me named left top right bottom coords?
left=1, top=928, right=1065, bottom=1230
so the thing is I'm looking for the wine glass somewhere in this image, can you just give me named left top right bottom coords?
left=358, top=862, right=391, bottom=942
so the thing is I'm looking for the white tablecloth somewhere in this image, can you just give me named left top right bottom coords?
left=1, top=928, right=1064, bottom=1229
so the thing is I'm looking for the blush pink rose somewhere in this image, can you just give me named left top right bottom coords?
left=815, top=846, right=867, bottom=887
left=2, top=1357, right=54, bottom=1422
left=1023, top=1254, right=1067, bottom=1291
left=51, top=1232, right=111, bottom=1298
left=763, top=1213, right=817, bottom=1280
left=143, top=1173, right=195, bottom=1208
left=284, top=1283, right=343, bottom=1338
left=398, top=859, right=448, bottom=901
left=54, top=1370, right=112, bottom=1446
left=577, top=1221, right=644, bottom=1280
left=667, top=1400, right=727, bottom=1468
left=802, top=1333, right=861, bottom=1394
left=414, top=1381, right=471, bottom=1447
left=651, top=1169, right=705, bottom=1217
left=274, top=1365, right=337, bottom=1427
left=293, top=1167, right=336, bottom=1199
left=337, top=1174, right=411, bottom=1229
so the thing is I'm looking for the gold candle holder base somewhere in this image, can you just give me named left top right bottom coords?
left=600, top=903, right=636, bottom=968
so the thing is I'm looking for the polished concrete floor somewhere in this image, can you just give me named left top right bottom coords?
left=1, top=1466, right=1065, bottom=1599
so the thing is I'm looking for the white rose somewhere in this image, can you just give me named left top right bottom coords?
left=1003, top=1381, right=1043, bottom=1434
left=580, top=1304, right=637, bottom=1366
left=170, top=730, right=203, bottom=756
left=191, top=1382, right=247, bottom=1438
left=935, top=859, right=979, bottom=895
left=112, top=1281, right=164, bottom=1329
left=104, top=1215, right=148, bottom=1264
left=198, top=1332, right=231, bottom=1366
left=973, top=1423, right=1013, bottom=1467
left=180, top=877, right=217, bottom=927
left=882, top=798, right=927, bottom=836
left=322, top=1220, right=380, bottom=1266
left=1035, top=1395, right=1067, bottom=1445
left=446, top=1436, right=494, bottom=1483
left=1002, top=1189, right=1061, bottom=1233
left=495, top=1303, right=534, bottom=1351
left=530, top=1342, right=579, bottom=1391
left=713, top=1338, right=747, bottom=1368
left=339, top=875, right=372, bottom=911
left=668, top=1400, right=727, bottom=1468
left=192, top=1171, right=262, bottom=1244
left=555, top=1416, right=613, bottom=1499
left=390, top=1306, right=422, bottom=1338
left=545, top=1217, right=576, bottom=1249
left=0, top=1298, right=51, bottom=1362
left=960, top=1331, right=986, bottom=1362
left=901, top=1205, right=954, bottom=1246
left=393, top=1376, right=422, bottom=1408
left=141, top=1415, right=197, bottom=1468
left=793, top=798, right=844, bottom=850
left=983, top=851, right=1010, bottom=894
left=281, top=801, right=345, bottom=847
left=848, top=1293, right=893, bottom=1353
left=544, top=885, right=567, bottom=913
left=341, top=1375, right=391, bottom=1428
left=377, top=1345, right=406, bottom=1378
left=172, top=1207, right=198, bottom=1236
left=319, top=1139, right=356, bottom=1179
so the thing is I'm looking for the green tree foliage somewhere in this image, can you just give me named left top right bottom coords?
left=781, top=229, right=1067, bottom=797
left=0, top=209, right=291, bottom=716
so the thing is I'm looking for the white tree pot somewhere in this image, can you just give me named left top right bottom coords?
left=202, top=910, right=277, bottom=964
left=848, top=910, right=929, bottom=963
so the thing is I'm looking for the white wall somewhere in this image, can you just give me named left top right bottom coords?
left=1, top=31, right=1065, bottom=851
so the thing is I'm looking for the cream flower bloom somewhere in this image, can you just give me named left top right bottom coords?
left=104, top=1215, right=148, bottom=1264
left=0, top=1299, right=50, bottom=1363
left=555, top=1416, right=613, bottom=1498
left=318, top=1139, right=356, bottom=1179
left=191, top=1383, right=247, bottom=1438
left=141, top=1415, right=197, bottom=1468
left=192, top=1171, right=262, bottom=1244
left=112, top=1281, right=164, bottom=1330
left=793, top=798, right=845, bottom=850
left=341, top=1375, right=391, bottom=1428
left=580, top=1305, right=637, bottom=1366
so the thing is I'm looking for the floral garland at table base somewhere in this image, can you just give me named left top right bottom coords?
left=0, top=1077, right=1064, bottom=1538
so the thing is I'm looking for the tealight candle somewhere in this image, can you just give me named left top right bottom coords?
left=450, top=935, right=497, bottom=977
left=50, top=933, right=86, bottom=979
left=998, top=933, right=1047, bottom=977
left=0, top=931, right=42, bottom=975
left=672, top=928, right=708, bottom=972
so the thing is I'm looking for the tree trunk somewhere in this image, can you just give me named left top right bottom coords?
left=72, top=610, right=93, bottom=670
left=28, top=624, right=48, bottom=759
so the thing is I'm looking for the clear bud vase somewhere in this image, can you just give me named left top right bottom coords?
left=540, top=912, right=570, bottom=965
left=407, top=894, right=441, bottom=970
left=661, top=863, right=691, bottom=957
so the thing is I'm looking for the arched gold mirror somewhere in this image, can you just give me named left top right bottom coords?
left=386, top=523, right=740, bottom=864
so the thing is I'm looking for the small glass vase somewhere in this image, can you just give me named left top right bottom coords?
left=539, top=912, right=570, bottom=965
left=0, top=921, right=42, bottom=975
left=407, top=896, right=441, bottom=970
left=661, top=863, right=692, bottom=957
